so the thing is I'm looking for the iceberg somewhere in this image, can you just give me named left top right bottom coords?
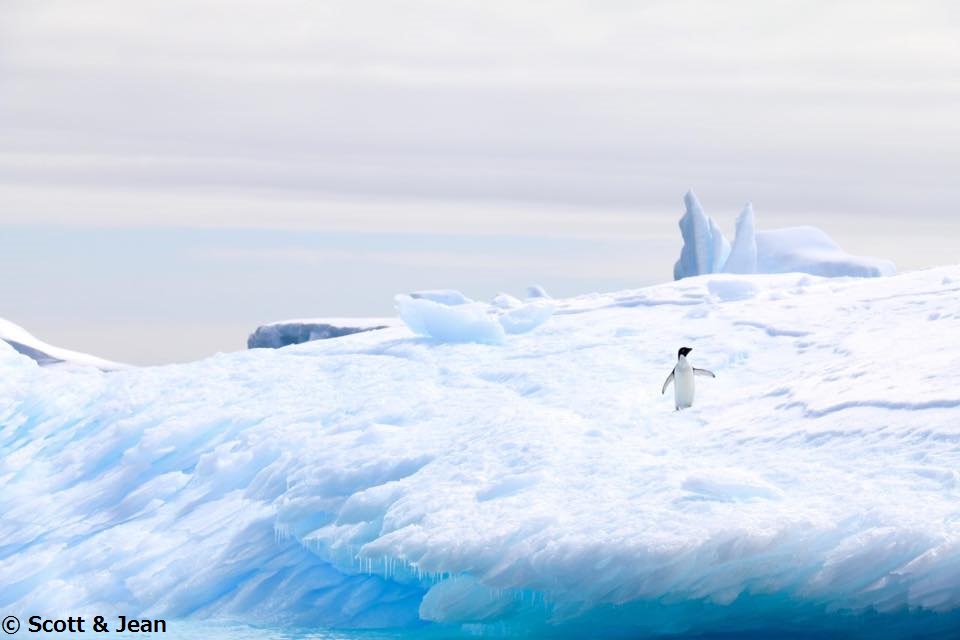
left=673, top=190, right=731, bottom=280
left=409, top=289, right=473, bottom=305
left=247, top=318, right=395, bottom=349
left=3, top=267, right=960, bottom=637
left=674, top=191, right=895, bottom=279
left=0, top=316, right=125, bottom=370
left=395, top=292, right=554, bottom=343
left=756, top=226, right=896, bottom=277
left=722, top=203, right=758, bottom=274
left=395, top=294, right=506, bottom=343
left=525, top=284, right=551, bottom=299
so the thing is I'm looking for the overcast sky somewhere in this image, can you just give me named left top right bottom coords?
left=1, top=1, right=958, bottom=364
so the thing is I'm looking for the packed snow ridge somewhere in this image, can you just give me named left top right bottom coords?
left=675, top=190, right=897, bottom=279
left=3, top=268, right=960, bottom=638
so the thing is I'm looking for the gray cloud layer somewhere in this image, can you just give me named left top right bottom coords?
left=3, top=0, right=958, bottom=222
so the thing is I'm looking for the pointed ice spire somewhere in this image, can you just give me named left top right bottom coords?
left=709, top=216, right=732, bottom=273
left=673, top=190, right=731, bottom=279
left=723, top=202, right=758, bottom=274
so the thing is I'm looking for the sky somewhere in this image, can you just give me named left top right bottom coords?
left=1, top=1, right=958, bottom=364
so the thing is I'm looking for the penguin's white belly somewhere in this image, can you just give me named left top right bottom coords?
left=674, top=365, right=695, bottom=409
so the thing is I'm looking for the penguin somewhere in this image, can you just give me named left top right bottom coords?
left=662, top=347, right=715, bottom=410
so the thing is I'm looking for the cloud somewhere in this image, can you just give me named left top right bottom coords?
left=0, top=1, right=957, bottom=363
left=0, top=180, right=681, bottom=241
left=1, top=0, right=957, bottom=227
left=198, top=243, right=664, bottom=280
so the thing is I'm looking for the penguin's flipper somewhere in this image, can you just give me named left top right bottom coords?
left=661, top=370, right=675, bottom=394
left=694, top=368, right=716, bottom=378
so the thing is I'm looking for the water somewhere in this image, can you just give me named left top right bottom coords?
left=24, top=620, right=425, bottom=640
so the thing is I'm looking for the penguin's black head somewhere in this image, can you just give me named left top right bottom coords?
left=678, top=347, right=693, bottom=359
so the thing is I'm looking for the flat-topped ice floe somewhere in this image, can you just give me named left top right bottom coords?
left=2, top=267, right=960, bottom=637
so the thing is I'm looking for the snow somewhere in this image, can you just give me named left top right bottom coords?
left=3, top=267, right=960, bottom=637
left=0, top=317, right=125, bottom=370
left=491, top=293, right=522, bottom=309
left=247, top=318, right=396, bottom=349
left=675, top=190, right=896, bottom=279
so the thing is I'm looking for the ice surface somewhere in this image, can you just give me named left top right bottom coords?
left=396, top=294, right=554, bottom=343
left=526, top=284, right=551, bottom=299
left=756, top=226, right=897, bottom=277
left=409, top=289, right=472, bottom=305
left=490, top=293, right=522, bottom=309
left=3, top=267, right=960, bottom=637
left=722, top=203, right=758, bottom=274
left=247, top=318, right=396, bottom=349
left=708, top=215, right=732, bottom=273
left=395, top=295, right=505, bottom=343
left=674, top=193, right=895, bottom=280
left=0, top=317, right=125, bottom=370
left=497, top=301, right=555, bottom=335
left=674, top=190, right=728, bottom=280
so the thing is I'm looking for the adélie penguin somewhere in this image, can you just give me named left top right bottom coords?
left=662, top=347, right=715, bottom=410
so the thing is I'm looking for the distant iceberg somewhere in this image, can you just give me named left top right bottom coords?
left=673, top=191, right=731, bottom=279
left=721, top=203, right=758, bottom=275
left=756, top=226, right=897, bottom=277
left=674, top=191, right=895, bottom=279
left=0, top=317, right=125, bottom=370
left=248, top=318, right=396, bottom=349
left=247, top=287, right=478, bottom=350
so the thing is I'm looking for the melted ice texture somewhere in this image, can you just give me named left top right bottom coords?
left=2, top=268, right=960, bottom=637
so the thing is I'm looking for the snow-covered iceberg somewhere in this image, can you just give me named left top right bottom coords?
left=3, top=267, right=960, bottom=637
left=674, top=191, right=896, bottom=279
left=0, top=317, right=125, bottom=370
left=247, top=318, right=396, bottom=349
left=396, top=290, right=554, bottom=343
